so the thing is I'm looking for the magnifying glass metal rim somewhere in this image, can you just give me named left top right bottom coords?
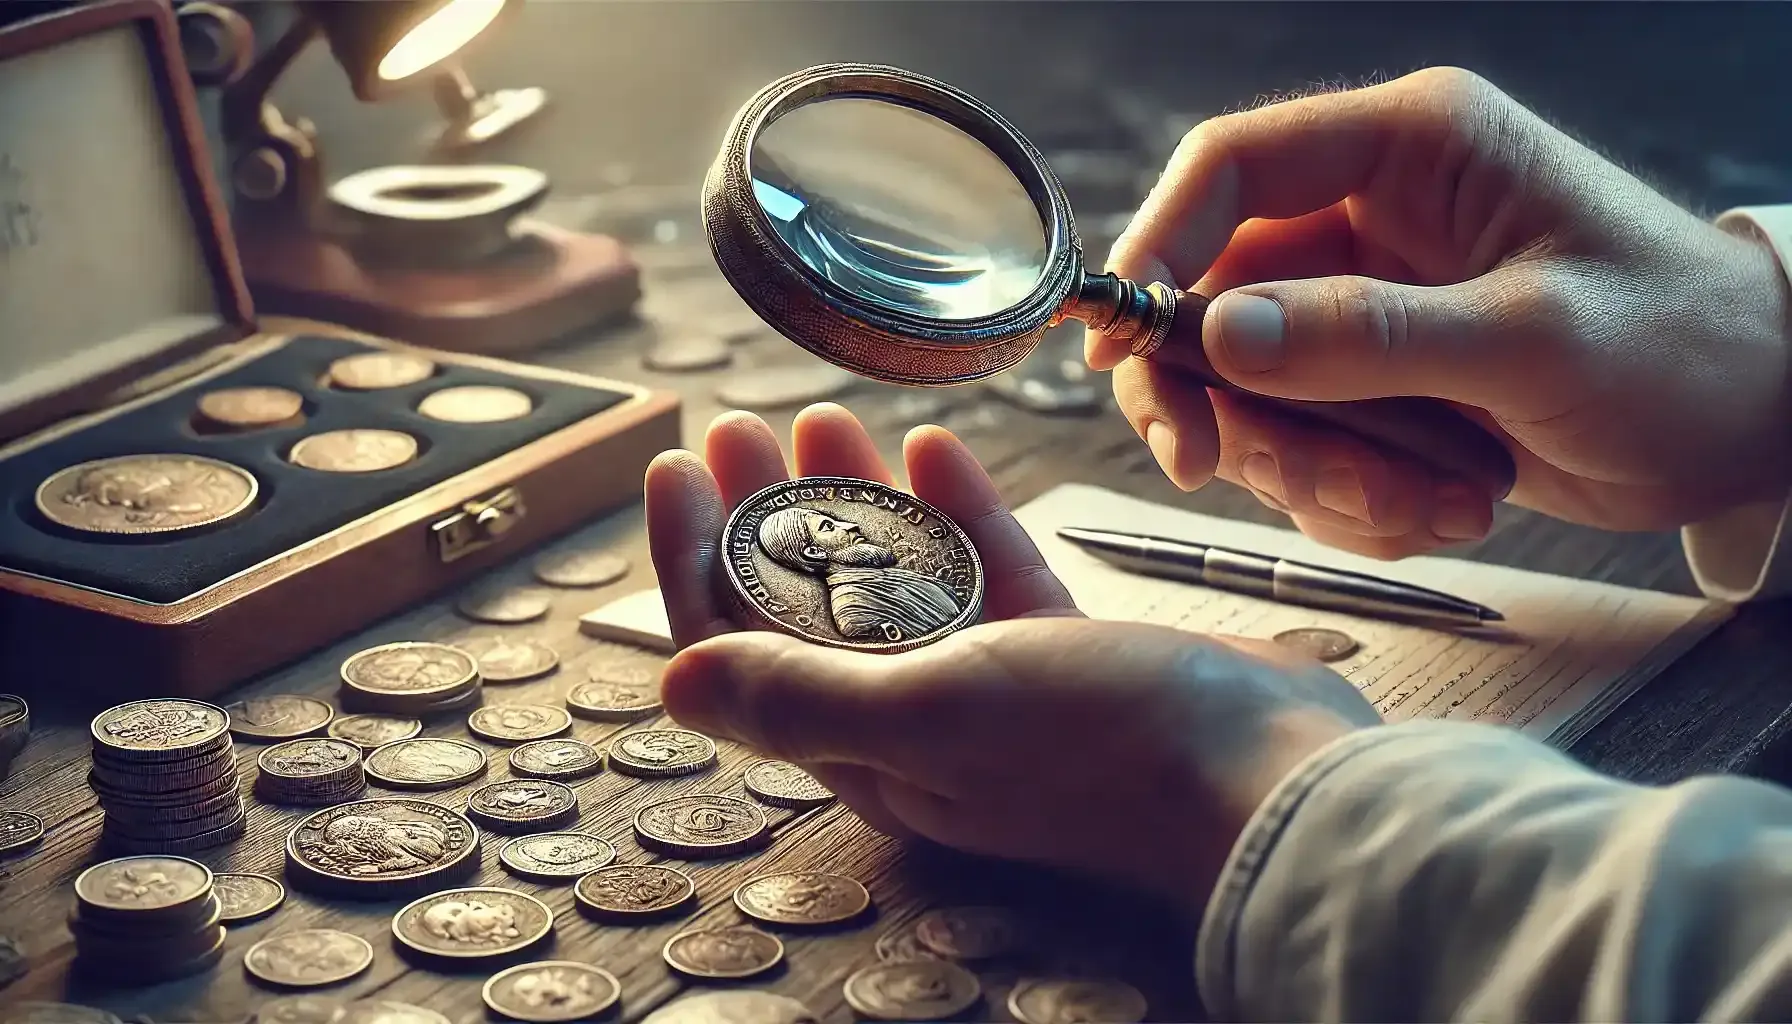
left=702, top=62, right=1087, bottom=387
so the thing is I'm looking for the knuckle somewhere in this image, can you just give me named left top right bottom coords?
left=1404, top=66, right=1499, bottom=107
left=1314, top=279, right=1408, bottom=361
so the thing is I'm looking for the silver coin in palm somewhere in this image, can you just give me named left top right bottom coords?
left=721, top=477, right=983, bottom=652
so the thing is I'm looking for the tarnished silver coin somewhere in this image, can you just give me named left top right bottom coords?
left=340, top=643, right=479, bottom=702
left=90, top=699, right=229, bottom=761
left=565, top=665, right=662, bottom=721
left=213, top=872, right=286, bottom=923
left=391, top=886, right=554, bottom=960
left=327, top=351, right=436, bottom=390
left=257, top=738, right=361, bottom=784
left=0, top=810, right=45, bottom=856
left=417, top=385, right=534, bottom=423
left=196, top=386, right=304, bottom=430
left=253, top=995, right=348, bottom=1024
left=1271, top=627, right=1361, bottom=663
left=634, top=794, right=768, bottom=858
left=244, top=928, right=374, bottom=988
left=74, top=855, right=212, bottom=917
left=455, top=585, right=553, bottom=624
left=722, top=477, right=983, bottom=652
left=289, top=429, right=419, bottom=473
left=467, top=703, right=571, bottom=745
left=608, top=729, right=716, bottom=778
left=733, top=872, right=869, bottom=926
left=1007, top=978, right=1149, bottom=1024
left=465, top=779, right=579, bottom=833
left=743, top=760, right=835, bottom=809
left=642, top=991, right=818, bottom=1024
left=482, top=961, right=623, bottom=1023
left=36, top=455, right=258, bottom=535
left=663, top=924, right=783, bottom=979
left=508, top=738, right=603, bottom=781
left=225, top=695, right=335, bottom=741
left=914, top=906, right=1023, bottom=959
left=843, top=961, right=982, bottom=1021
left=364, top=737, right=488, bottom=790
left=533, top=549, right=631, bottom=588
left=574, top=864, right=695, bottom=918
left=499, top=832, right=616, bottom=881
left=458, top=636, right=560, bottom=683
left=327, top=714, right=421, bottom=750
left=336, top=1002, right=450, bottom=1024
left=285, top=798, right=481, bottom=898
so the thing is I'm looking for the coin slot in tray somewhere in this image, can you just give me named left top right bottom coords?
left=0, top=335, right=630, bottom=603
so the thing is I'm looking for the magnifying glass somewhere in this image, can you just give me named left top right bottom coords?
left=702, top=64, right=1517, bottom=500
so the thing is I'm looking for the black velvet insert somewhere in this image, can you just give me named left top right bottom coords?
left=0, top=335, right=630, bottom=604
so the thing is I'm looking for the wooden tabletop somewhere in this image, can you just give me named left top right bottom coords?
left=2, top=231, right=1790, bottom=1024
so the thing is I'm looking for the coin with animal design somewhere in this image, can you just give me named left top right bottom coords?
left=466, top=704, right=571, bottom=745
left=573, top=864, right=695, bottom=918
left=508, top=738, right=603, bottom=781
left=391, top=887, right=554, bottom=960
left=499, top=833, right=616, bottom=881
left=364, top=738, right=487, bottom=790
left=634, top=794, right=768, bottom=858
left=662, top=925, right=783, bottom=979
left=734, top=872, right=869, bottom=926
left=607, top=729, right=716, bottom=778
left=743, top=759, right=835, bottom=809
left=212, top=872, right=285, bottom=923
left=284, top=798, right=480, bottom=897
left=225, top=696, right=334, bottom=741
left=244, top=929, right=373, bottom=988
left=482, top=961, right=622, bottom=1023
left=1006, top=978, right=1149, bottom=1024
left=36, top=455, right=258, bottom=535
left=465, top=779, right=579, bottom=832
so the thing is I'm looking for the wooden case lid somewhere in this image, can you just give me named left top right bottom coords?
left=0, top=0, right=255, bottom=445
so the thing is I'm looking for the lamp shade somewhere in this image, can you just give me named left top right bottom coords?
left=304, top=0, right=517, bottom=102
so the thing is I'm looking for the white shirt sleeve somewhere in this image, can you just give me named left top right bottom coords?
left=1684, top=205, right=1792, bottom=601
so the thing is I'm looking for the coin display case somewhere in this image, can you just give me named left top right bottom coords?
left=0, top=0, right=679, bottom=703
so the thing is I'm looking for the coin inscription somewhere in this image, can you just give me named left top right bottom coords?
left=196, top=386, right=303, bottom=429
left=743, top=760, right=835, bottom=809
left=226, top=696, right=335, bottom=741
left=458, top=637, right=559, bottom=683
left=508, top=738, right=603, bottom=781
left=843, top=961, right=982, bottom=1021
left=1007, top=978, right=1149, bottom=1024
left=365, top=738, right=487, bottom=790
left=733, top=872, right=869, bottom=926
left=391, top=887, right=553, bottom=959
left=663, top=925, right=783, bottom=979
left=327, top=714, right=421, bottom=750
left=244, top=929, right=373, bottom=988
left=574, top=864, right=695, bottom=917
left=608, top=729, right=716, bottom=777
left=1271, top=627, right=1361, bottom=663
left=285, top=798, right=479, bottom=890
left=722, top=477, right=983, bottom=652
left=482, top=961, right=622, bottom=1023
left=634, top=794, right=767, bottom=858
left=566, top=666, right=662, bottom=721
left=417, top=385, right=534, bottom=423
left=213, top=872, right=286, bottom=922
left=341, top=643, right=478, bottom=699
left=499, top=833, right=616, bottom=880
left=36, top=455, right=258, bottom=535
left=467, top=704, right=571, bottom=745
left=289, top=429, right=419, bottom=473
left=327, top=351, right=435, bottom=390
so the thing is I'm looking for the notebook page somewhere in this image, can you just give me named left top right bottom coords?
left=1013, top=484, right=1731, bottom=747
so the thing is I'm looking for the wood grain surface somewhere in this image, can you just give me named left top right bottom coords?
left=2, top=233, right=1790, bottom=1023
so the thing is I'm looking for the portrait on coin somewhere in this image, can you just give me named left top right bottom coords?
left=755, top=505, right=961, bottom=641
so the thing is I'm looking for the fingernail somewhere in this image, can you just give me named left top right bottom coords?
left=1239, top=452, right=1288, bottom=509
left=1215, top=293, right=1287, bottom=374
left=1145, top=420, right=1191, bottom=491
left=1314, top=466, right=1373, bottom=524
left=1432, top=483, right=1492, bottom=541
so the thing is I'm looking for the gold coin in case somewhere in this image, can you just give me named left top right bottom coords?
left=288, top=429, right=419, bottom=473
left=327, top=351, right=436, bottom=390
left=194, top=386, right=304, bottom=430
left=417, top=385, right=534, bottom=423
left=36, top=454, right=258, bottom=536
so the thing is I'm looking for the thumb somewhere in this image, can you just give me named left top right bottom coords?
left=1202, top=274, right=1545, bottom=410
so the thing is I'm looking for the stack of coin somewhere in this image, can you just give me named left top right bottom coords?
left=88, top=700, right=244, bottom=854
left=254, top=738, right=367, bottom=805
left=70, top=855, right=226, bottom=985
left=338, top=642, right=482, bottom=718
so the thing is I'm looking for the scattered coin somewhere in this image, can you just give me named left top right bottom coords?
left=0, top=1004, right=124, bottom=1024
left=466, top=779, right=579, bottom=833
left=663, top=924, right=784, bottom=979
left=644, top=331, right=732, bottom=373
left=364, top=737, right=488, bottom=790
left=1007, top=978, right=1149, bottom=1024
left=843, top=961, right=982, bottom=1021
left=873, top=920, right=940, bottom=963
left=327, top=351, right=435, bottom=390
left=213, top=872, right=286, bottom=923
left=743, top=760, right=836, bottom=809
left=509, top=738, right=603, bottom=781
left=245, top=928, right=374, bottom=988
left=483, top=961, right=623, bottom=1023
left=255, top=738, right=367, bottom=805
left=533, top=549, right=631, bottom=588
left=327, top=714, right=421, bottom=750
left=716, top=362, right=855, bottom=411
left=249, top=994, right=347, bottom=1024
left=734, top=872, right=869, bottom=926
left=336, top=1002, right=450, bottom=1024
left=391, top=887, right=554, bottom=960
left=565, top=665, right=662, bottom=721
left=635, top=794, right=768, bottom=859
left=284, top=798, right=481, bottom=900
left=467, top=703, right=571, bottom=744
left=721, top=477, right=984, bottom=652
left=416, top=385, right=534, bottom=423
left=339, top=642, right=480, bottom=715
left=914, top=906, right=1022, bottom=960
left=225, top=696, right=335, bottom=741
left=0, top=811, right=44, bottom=856
left=35, top=455, right=258, bottom=535
left=196, top=386, right=305, bottom=430
left=1271, top=626, right=1361, bottom=663
left=641, top=992, right=818, bottom=1024
left=608, top=729, right=716, bottom=778
left=500, top=832, right=616, bottom=881
left=574, top=864, right=695, bottom=918
left=458, top=636, right=560, bottom=682
left=455, top=584, right=554, bottom=625
left=289, top=429, right=419, bottom=473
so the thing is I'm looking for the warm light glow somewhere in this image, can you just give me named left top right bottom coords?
left=377, top=0, right=505, bottom=82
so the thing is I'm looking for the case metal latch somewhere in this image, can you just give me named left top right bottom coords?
left=432, top=486, right=526, bottom=564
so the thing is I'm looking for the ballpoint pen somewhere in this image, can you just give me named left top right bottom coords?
left=1056, top=526, right=1503, bottom=628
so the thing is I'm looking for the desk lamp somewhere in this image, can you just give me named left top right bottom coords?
left=219, top=0, right=639, bottom=356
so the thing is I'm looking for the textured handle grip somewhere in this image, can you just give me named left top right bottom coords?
left=1143, top=291, right=1517, bottom=501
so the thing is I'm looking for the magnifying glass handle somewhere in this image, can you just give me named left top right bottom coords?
left=1118, top=281, right=1518, bottom=501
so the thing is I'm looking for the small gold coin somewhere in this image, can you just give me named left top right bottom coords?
left=244, top=928, right=373, bottom=988
left=733, top=872, right=869, bottom=926
left=327, top=714, right=421, bottom=750
left=289, top=429, right=418, bottom=473
left=364, top=738, right=488, bottom=790
left=663, top=925, right=783, bottom=979
left=565, top=665, right=662, bottom=721
left=224, top=695, right=335, bottom=741
left=743, top=759, right=835, bottom=809
left=212, top=872, right=285, bottom=923
left=532, top=550, right=631, bottom=588
left=1007, top=978, right=1149, bottom=1024
left=391, top=887, right=553, bottom=960
left=195, top=386, right=304, bottom=430
left=36, top=455, right=257, bottom=535
left=327, top=351, right=435, bottom=390
left=843, top=961, right=982, bottom=1021
left=417, top=385, right=534, bottom=423
left=482, top=961, right=622, bottom=1023
left=468, top=704, right=571, bottom=745
left=458, top=637, right=559, bottom=683
left=455, top=585, right=553, bottom=625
